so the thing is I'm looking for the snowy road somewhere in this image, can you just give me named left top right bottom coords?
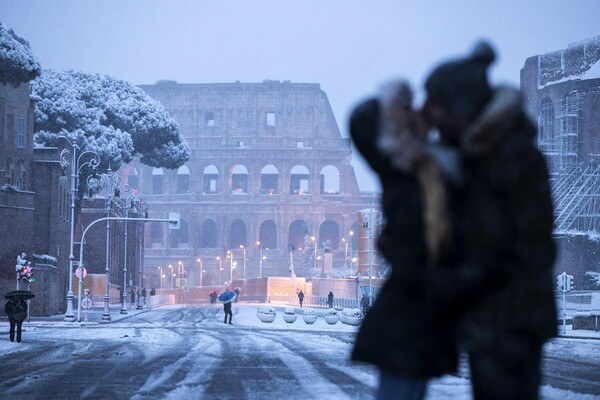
left=0, top=304, right=598, bottom=399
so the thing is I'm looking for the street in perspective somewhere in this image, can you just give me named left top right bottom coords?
left=1, top=303, right=600, bottom=400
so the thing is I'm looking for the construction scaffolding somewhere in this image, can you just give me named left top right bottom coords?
left=549, top=90, right=600, bottom=233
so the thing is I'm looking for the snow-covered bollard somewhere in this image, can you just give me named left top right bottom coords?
left=283, top=307, right=297, bottom=323
left=340, top=308, right=362, bottom=326
left=302, top=309, right=317, bottom=324
left=257, top=306, right=276, bottom=323
left=324, top=309, right=339, bottom=325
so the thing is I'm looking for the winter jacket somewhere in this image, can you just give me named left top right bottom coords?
left=450, top=87, right=557, bottom=349
left=350, top=83, right=459, bottom=378
left=5, top=299, right=28, bottom=322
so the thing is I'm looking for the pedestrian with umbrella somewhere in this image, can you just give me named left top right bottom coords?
left=4, top=290, right=33, bottom=343
left=219, top=289, right=236, bottom=325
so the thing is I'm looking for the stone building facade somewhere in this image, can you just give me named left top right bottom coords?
left=521, top=36, right=600, bottom=284
left=131, top=80, right=377, bottom=286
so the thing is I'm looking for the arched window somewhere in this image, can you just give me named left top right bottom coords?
left=177, top=165, right=190, bottom=194
left=290, top=165, right=309, bottom=195
left=320, top=165, right=340, bottom=194
left=201, top=219, right=218, bottom=248
left=288, top=220, right=309, bottom=250
left=170, top=218, right=189, bottom=248
left=230, top=165, right=248, bottom=193
left=203, top=165, right=219, bottom=194
left=152, top=168, right=164, bottom=195
left=319, top=220, right=340, bottom=250
left=229, top=219, right=247, bottom=248
left=260, top=165, right=279, bottom=194
left=259, top=220, right=278, bottom=249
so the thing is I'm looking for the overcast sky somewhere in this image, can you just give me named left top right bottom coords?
left=2, top=0, right=599, bottom=191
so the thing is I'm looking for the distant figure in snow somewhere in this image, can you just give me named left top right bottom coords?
left=223, top=302, right=233, bottom=325
left=327, top=291, right=334, bottom=308
left=360, top=295, right=370, bottom=317
left=298, top=290, right=305, bottom=307
left=4, top=296, right=27, bottom=343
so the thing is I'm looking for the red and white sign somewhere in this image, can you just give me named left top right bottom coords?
left=75, top=267, right=87, bottom=279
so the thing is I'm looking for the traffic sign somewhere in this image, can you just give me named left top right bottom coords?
left=75, top=267, right=87, bottom=279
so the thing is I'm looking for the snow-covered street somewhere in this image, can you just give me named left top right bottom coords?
left=0, top=304, right=598, bottom=399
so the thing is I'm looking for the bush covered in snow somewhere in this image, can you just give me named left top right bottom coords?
left=284, top=307, right=296, bottom=315
left=584, top=271, right=600, bottom=290
left=257, top=306, right=276, bottom=315
left=32, top=69, right=190, bottom=171
left=0, top=23, right=41, bottom=86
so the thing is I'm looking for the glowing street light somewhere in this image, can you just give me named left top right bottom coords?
left=240, top=244, right=246, bottom=279
left=196, top=257, right=203, bottom=286
left=216, top=256, right=222, bottom=285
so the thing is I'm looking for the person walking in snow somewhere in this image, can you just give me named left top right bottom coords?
left=298, top=290, right=305, bottom=307
left=223, top=301, right=233, bottom=325
left=5, top=296, right=27, bottom=343
left=326, top=291, right=334, bottom=308
left=420, top=41, right=556, bottom=400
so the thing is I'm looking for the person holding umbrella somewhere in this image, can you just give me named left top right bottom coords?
left=4, top=290, right=33, bottom=343
left=219, top=289, right=236, bottom=325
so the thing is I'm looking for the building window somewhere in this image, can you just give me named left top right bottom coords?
left=205, top=112, right=215, bottom=127
left=177, top=165, right=191, bottom=194
left=266, top=112, right=275, bottom=126
left=203, top=165, right=219, bottom=194
left=17, top=116, right=25, bottom=148
left=152, top=168, right=164, bottom=195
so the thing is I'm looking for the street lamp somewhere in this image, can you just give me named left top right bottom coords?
left=240, top=244, right=246, bottom=280
left=342, top=238, right=348, bottom=270
left=216, top=256, right=222, bottom=285
left=256, top=241, right=262, bottom=278
left=196, top=258, right=203, bottom=286
left=118, top=184, right=136, bottom=315
left=168, top=264, right=173, bottom=288
left=310, top=236, right=317, bottom=275
left=135, top=199, right=149, bottom=310
left=158, top=266, right=163, bottom=288
left=58, top=137, right=100, bottom=322
left=87, top=167, right=120, bottom=322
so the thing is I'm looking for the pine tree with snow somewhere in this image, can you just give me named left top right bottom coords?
left=0, top=23, right=41, bottom=86
left=32, top=69, right=190, bottom=171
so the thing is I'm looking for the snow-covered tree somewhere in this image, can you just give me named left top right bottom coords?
left=0, top=23, right=41, bottom=86
left=32, top=69, right=190, bottom=171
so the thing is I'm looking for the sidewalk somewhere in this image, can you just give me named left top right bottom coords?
left=557, top=324, right=600, bottom=340
left=20, top=303, right=154, bottom=327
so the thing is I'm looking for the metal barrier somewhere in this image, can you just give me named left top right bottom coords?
left=289, top=295, right=359, bottom=309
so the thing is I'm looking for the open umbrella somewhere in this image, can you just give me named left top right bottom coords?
left=4, top=289, right=35, bottom=300
left=218, top=290, right=237, bottom=304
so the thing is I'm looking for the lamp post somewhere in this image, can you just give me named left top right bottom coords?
left=342, top=238, right=349, bottom=271
left=136, top=199, right=148, bottom=310
left=310, top=236, right=317, bottom=275
left=87, top=167, right=120, bottom=322
left=119, top=184, right=135, bottom=314
left=196, top=258, right=203, bottom=286
left=216, top=256, right=222, bottom=285
left=168, top=264, right=173, bottom=288
left=256, top=241, right=262, bottom=278
left=58, top=137, right=100, bottom=322
left=158, top=266, right=163, bottom=289
left=240, top=244, right=246, bottom=280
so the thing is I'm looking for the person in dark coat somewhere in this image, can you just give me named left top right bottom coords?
left=421, top=41, right=557, bottom=400
left=297, top=290, right=304, bottom=307
left=223, top=302, right=233, bottom=324
left=4, top=296, right=28, bottom=343
left=360, top=295, right=370, bottom=317
left=326, top=291, right=334, bottom=308
left=350, top=80, right=460, bottom=400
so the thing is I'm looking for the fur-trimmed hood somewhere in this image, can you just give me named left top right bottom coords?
left=461, top=86, right=532, bottom=157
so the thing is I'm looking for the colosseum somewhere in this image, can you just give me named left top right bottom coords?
left=126, top=80, right=379, bottom=287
